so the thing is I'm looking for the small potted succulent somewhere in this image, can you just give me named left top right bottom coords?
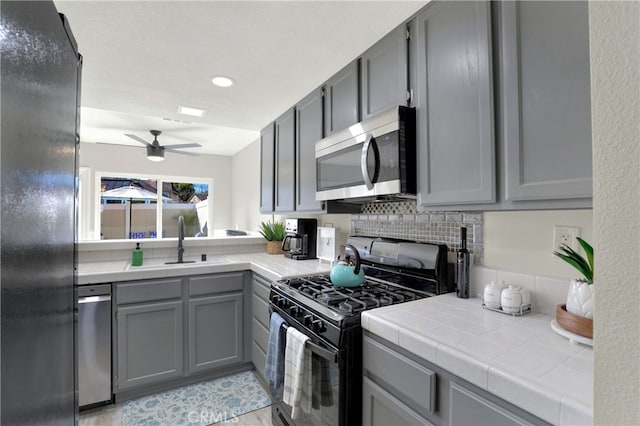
left=259, top=221, right=285, bottom=254
left=553, top=237, right=594, bottom=338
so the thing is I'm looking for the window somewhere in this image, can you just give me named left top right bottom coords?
left=90, top=172, right=213, bottom=240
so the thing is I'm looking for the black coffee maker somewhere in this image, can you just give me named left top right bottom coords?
left=281, top=218, right=318, bottom=260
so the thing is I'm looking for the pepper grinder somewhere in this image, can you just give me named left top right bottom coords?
left=456, top=226, right=470, bottom=299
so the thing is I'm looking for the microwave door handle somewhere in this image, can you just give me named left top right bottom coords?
left=360, top=133, right=375, bottom=190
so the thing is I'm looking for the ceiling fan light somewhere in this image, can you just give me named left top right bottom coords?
left=146, top=145, right=165, bottom=161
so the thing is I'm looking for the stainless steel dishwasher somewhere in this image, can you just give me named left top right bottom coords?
left=78, top=284, right=112, bottom=408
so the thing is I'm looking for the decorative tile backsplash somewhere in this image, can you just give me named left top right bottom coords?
left=352, top=201, right=484, bottom=264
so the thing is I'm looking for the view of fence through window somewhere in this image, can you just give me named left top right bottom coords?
left=100, top=177, right=209, bottom=240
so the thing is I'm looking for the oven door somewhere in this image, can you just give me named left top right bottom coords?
left=272, top=340, right=343, bottom=426
left=269, top=305, right=356, bottom=426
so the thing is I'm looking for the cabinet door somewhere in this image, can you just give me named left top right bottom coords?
left=416, top=1, right=495, bottom=206
left=188, top=293, right=243, bottom=374
left=501, top=1, right=592, bottom=201
left=274, top=107, right=295, bottom=212
left=259, top=123, right=275, bottom=213
left=116, top=301, right=184, bottom=390
left=449, top=382, right=533, bottom=426
left=363, top=378, right=434, bottom=426
left=324, top=60, right=360, bottom=136
left=295, top=88, right=324, bottom=212
left=361, top=25, right=409, bottom=120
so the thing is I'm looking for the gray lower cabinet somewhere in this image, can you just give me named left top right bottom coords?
left=116, top=300, right=184, bottom=391
left=114, top=273, right=246, bottom=395
left=274, top=107, right=296, bottom=212
left=361, top=24, right=409, bottom=120
left=324, top=60, right=360, bottom=136
left=188, top=293, right=243, bottom=374
left=363, top=333, right=549, bottom=426
left=363, top=377, right=434, bottom=426
left=499, top=1, right=592, bottom=203
left=250, top=274, right=271, bottom=380
left=415, top=0, right=496, bottom=207
left=259, top=123, right=275, bottom=213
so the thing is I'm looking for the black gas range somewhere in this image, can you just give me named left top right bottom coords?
left=269, top=236, right=453, bottom=426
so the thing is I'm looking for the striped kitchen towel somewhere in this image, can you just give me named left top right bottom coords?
left=264, top=312, right=286, bottom=397
left=283, top=326, right=312, bottom=419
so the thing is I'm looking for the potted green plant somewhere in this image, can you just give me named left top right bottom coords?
left=553, top=237, right=594, bottom=338
left=259, top=221, right=285, bottom=254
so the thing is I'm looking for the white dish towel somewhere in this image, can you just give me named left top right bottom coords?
left=282, top=326, right=312, bottom=419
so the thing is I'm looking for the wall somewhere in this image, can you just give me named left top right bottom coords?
left=484, top=210, right=593, bottom=278
left=589, top=2, right=640, bottom=424
left=79, top=142, right=233, bottom=237
left=230, top=139, right=261, bottom=233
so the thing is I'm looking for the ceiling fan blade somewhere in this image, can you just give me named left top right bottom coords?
left=166, top=149, right=200, bottom=157
left=124, top=134, right=151, bottom=146
left=96, top=141, right=142, bottom=148
left=162, top=143, right=202, bottom=149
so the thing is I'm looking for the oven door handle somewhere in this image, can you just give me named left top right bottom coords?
left=307, top=341, right=338, bottom=363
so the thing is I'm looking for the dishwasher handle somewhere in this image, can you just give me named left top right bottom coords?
left=78, top=295, right=111, bottom=304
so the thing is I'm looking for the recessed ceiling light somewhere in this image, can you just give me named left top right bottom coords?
left=211, top=75, right=235, bottom=87
left=177, top=105, right=206, bottom=118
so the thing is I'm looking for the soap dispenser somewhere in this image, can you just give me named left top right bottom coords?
left=132, top=243, right=143, bottom=266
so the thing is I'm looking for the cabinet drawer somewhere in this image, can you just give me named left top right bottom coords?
left=252, top=317, right=269, bottom=354
left=188, top=272, right=243, bottom=297
left=116, top=279, right=182, bottom=305
left=449, top=382, right=534, bottom=426
left=252, top=279, right=271, bottom=302
left=363, top=336, right=436, bottom=414
left=252, top=294, right=270, bottom=329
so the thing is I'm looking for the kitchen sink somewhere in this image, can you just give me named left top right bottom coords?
left=126, top=257, right=229, bottom=270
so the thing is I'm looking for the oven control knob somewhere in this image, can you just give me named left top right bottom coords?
left=289, top=306, right=301, bottom=316
left=312, top=320, right=326, bottom=333
left=303, top=315, right=313, bottom=326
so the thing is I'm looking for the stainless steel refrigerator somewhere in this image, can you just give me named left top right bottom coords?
left=1, top=1, right=82, bottom=424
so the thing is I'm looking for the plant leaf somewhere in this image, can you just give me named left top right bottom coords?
left=553, top=251, right=590, bottom=281
left=576, top=237, right=594, bottom=275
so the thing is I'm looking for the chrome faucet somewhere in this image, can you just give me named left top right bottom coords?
left=165, top=215, right=195, bottom=264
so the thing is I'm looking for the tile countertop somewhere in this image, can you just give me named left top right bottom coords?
left=76, top=252, right=332, bottom=284
left=361, top=293, right=593, bottom=426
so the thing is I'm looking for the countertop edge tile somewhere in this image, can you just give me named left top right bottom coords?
left=487, top=366, right=562, bottom=425
left=560, top=396, right=593, bottom=426
left=437, top=343, right=489, bottom=389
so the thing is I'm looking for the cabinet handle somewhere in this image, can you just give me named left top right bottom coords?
left=360, top=133, right=380, bottom=190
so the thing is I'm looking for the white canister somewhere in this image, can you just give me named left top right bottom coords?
left=501, top=285, right=523, bottom=313
left=483, top=281, right=503, bottom=308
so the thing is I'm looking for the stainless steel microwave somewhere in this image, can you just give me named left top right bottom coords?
left=315, top=106, right=416, bottom=202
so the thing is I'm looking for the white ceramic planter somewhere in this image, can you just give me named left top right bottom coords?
left=566, top=278, right=594, bottom=319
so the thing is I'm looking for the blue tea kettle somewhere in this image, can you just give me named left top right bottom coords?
left=330, top=244, right=365, bottom=287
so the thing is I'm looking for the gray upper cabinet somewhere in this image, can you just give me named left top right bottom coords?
left=361, top=25, right=409, bottom=120
left=324, top=60, right=360, bottom=136
left=500, top=1, right=592, bottom=202
left=274, top=107, right=296, bottom=212
left=415, top=1, right=495, bottom=207
left=295, top=88, right=324, bottom=212
left=259, top=123, right=275, bottom=213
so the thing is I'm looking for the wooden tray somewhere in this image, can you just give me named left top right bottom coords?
left=556, top=304, right=593, bottom=339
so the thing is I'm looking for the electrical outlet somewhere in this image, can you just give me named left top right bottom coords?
left=553, top=226, right=581, bottom=252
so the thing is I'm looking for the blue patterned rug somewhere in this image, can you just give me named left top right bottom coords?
left=121, top=371, right=272, bottom=425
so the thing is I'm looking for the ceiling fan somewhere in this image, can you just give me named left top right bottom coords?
left=124, top=130, right=202, bottom=162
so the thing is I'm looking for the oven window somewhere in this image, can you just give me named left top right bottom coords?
left=280, top=353, right=341, bottom=425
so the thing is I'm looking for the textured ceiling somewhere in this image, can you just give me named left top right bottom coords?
left=54, top=1, right=428, bottom=156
